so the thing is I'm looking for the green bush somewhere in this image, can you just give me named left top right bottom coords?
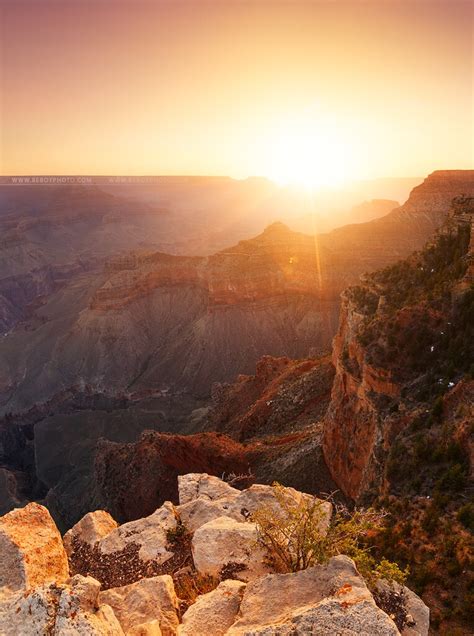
left=252, top=483, right=408, bottom=587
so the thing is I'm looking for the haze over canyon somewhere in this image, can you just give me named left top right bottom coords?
left=0, top=169, right=473, bottom=635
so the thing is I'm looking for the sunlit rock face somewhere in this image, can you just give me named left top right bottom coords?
left=0, top=474, right=430, bottom=635
left=322, top=184, right=474, bottom=501
left=396, top=170, right=474, bottom=216
left=1, top=172, right=467, bottom=418
left=322, top=290, right=392, bottom=500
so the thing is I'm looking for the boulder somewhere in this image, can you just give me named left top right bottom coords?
left=375, top=579, right=429, bottom=636
left=55, top=575, right=124, bottom=634
left=177, top=497, right=240, bottom=533
left=63, top=510, right=118, bottom=557
left=226, top=555, right=388, bottom=634
left=177, top=478, right=331, bottom=534
left=68, top=502, right=178, bottom=589
left=233, top=598, right=400, bottom=635
left=0, top=574, right=124, bottom=635
left=178, top=473, right=240, bottom=505
left=178, top=579, right=246, bottom=636
left=0, top=502, right=69, bottom=594
left=192, top=516, right=271, bottom=582
left=98, top=575, right=179, bottom=635
left=98, top=501, right=177, bottom=563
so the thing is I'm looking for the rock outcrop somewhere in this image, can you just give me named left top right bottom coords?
left=67, top=501, right=179, bottom=590
left=226, top=556, right=399, bottom=636
left=0, top=502, right=69, bottom=593
left=178, top=579, right=246, bottom=636
left=323, top=196, right=474, bottom=500
left=0, top=475, right=429, bottom=635
left=0, top=574, right=124, bottom=635
left=98, top=575, right=180, bottom=635
left=94, top=432, right=250, bottom=523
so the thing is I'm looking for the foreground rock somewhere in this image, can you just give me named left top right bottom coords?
left=235, top=599, right=401, bottom=635
left=99, top=575, right=180, bottom=635
left=63, top=509, right=118, bottom=557
left=226, top=555, right=399, bottom=635
left=178, top=473, right=240, bottom=505
left=0, top=574, right=124, bottom=635
left=68, top=501, right=178, bottom=589
left=192, top=516, right=270, bottom=582
left=0, top=474, right=429, bottom=635
left=178, top=579, right=246, bottom=636
left=177, top=476, right=332, bottom=533
left=0, top=502, right=69, bottom=593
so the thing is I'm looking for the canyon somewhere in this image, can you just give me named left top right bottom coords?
left=0, top=171, right=466, bottom=417
left=0, top=170, right=473, bottom=632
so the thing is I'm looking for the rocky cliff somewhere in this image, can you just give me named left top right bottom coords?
left=323, top=197, right=474, bottom=500
left=0, top=474, right=429, bottom=635
left=322, top=199, right=473, bottom=632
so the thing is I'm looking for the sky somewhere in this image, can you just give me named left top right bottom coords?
left=0, top=0, right=472, bottom=183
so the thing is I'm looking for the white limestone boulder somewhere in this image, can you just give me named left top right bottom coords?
left=0, top=574, right=124, bottom=635
left=98, top=575, right=180, bottom=636
left=178, top=473, right=240, bottom=505
left=63, top=510, right=118, bottom=557
left=0, top=502, right=69, bottom=594
left=98, top=501, right=177, bottom=564
left=65, top=502, right=179, bottom=589
left=225, top=555, right=396, bottom=635
left=192, top=515, right=271, bottom=582
left=178, top=579, right=246, bottom=636
left=177, top=478, right=331, bottom=534
left=235, top=598, right=400, bottom=635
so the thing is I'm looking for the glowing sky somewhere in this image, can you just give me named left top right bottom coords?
left=0, top=0, right=472, bottom=180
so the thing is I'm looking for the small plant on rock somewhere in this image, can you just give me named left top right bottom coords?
left=252, top=483, right=408, bottom=588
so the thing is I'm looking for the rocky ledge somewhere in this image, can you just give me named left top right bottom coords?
left=0, top=473, right=428, bottom=635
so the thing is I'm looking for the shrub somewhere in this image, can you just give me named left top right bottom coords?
left=457, top=503, right=474, bottom=532
left=251, top=483, right=407, bottom=587
left=435, top=463, right=467, bottom=493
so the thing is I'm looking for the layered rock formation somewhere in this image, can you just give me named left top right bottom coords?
left=323, top=196, right=474, bottom=500
left=0, top=474, right=429, bottom=635
left=321, top=201, right=473, bottom=632
left=1, top=171, right=466, bottom=418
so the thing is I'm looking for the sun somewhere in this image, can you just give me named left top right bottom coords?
left=265, top=116, right=355, bottom=190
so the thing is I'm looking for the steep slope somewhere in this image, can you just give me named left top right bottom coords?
left=209, top=355, right=334, bottom=441
left=323, top=198, right=473, bottom=632
left=323, top=200, right=473, bottom=500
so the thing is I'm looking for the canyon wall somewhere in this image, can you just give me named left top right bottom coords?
left=322, top=183, right=474, bottom=500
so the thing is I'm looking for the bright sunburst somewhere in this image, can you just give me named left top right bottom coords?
left=265, top=115, right=356, bottom=190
